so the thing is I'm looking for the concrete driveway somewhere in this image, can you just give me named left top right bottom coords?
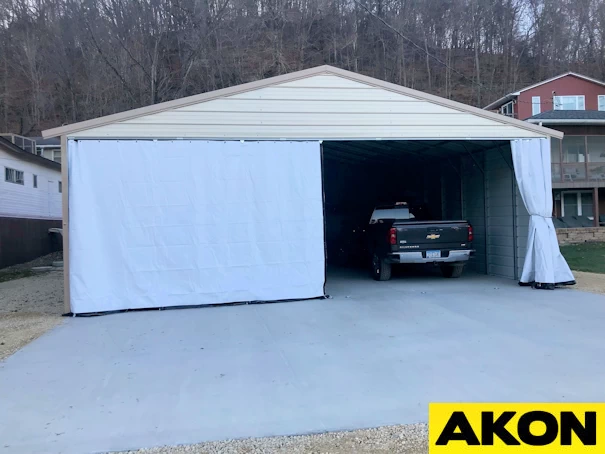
left=1, top=268, right=605, bottom=453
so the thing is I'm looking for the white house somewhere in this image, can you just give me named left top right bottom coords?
left=0, top=135, right=62, bottom=268
left=32, top=136, right=62, bottom=163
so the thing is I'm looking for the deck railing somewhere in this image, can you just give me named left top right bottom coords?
left=0, top=134, right=37, bottom=154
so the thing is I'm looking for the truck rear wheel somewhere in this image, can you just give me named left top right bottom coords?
left=372, top=254, right=392, bottom=281
left=440, top=263, right=465, bottom=278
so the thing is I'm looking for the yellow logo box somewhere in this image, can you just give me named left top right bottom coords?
left=429, top=403, right=605, bottom=453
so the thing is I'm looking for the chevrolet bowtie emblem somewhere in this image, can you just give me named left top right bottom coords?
left=426, top=233, right=440, bottom=240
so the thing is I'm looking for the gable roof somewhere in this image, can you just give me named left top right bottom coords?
left=43, top=65, right=562, bottom=139
left=484, top=72, right=605, bottom=111
left=527, top=109, right=605, bottom=125
left=0, top=136, right=61, bottom=171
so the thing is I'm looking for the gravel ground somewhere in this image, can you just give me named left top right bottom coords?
left=121, top=424, right=428, bottom=454
left=571, top=270, right=605, bottom=295
left=0, top=253, right=64, bottom=361
left=0, top=251, right=63, bottom=273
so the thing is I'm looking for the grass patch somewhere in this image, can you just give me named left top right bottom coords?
left=560, top=242, right=605, bottom=274
left=0, top=270, right=35, bottom=283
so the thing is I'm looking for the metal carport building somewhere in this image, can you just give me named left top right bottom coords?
left=43, top=65, right=572, bottom=314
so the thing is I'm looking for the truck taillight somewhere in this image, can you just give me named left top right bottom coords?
left=389, top=228, right=397, bottom=245
left=468, top=225, right=474, bottom=242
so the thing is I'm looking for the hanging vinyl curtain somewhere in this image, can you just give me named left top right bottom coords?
left=68, top=140, right=326, bottom=314
left=510, top=138, right=575, bottom=288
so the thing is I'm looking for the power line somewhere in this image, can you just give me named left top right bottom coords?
left=354, top=1, right=564, bottom=111
left=352, top=0, right=484, bottom=90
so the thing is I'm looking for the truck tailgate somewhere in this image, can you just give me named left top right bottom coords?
left=393, top=220, right=470, bottom=250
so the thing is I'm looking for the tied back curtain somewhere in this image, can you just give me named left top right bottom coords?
left=510, top=138, right=575, bottom=285
left=68, top=140, right=326, bottom=314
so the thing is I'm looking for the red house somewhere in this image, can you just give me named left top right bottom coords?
left=485, top=72, right=605, bottom=231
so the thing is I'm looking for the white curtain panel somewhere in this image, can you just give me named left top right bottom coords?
left=510, top=138, right=575, bottom=285
left=68, top=140, right=326, bottom=314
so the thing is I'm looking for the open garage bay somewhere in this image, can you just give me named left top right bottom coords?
left=322, top=140, right=527, bottom=280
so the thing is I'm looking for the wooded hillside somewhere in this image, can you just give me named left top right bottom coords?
left=1, top=0, right=604, bottom=134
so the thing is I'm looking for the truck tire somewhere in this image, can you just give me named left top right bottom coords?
left=440, top=263, right=465, bottom=278
left=372, top=254, right=392, bottom=281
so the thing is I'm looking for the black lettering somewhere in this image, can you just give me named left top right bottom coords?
left=561, top=411, right=597, bottom=445
left=481, top=411, right=520, bottom=445
left=436, top=411, right=480, bottom=445
left=517, top=411, right=558, bottom=445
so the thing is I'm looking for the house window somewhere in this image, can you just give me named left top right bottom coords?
left=550, top=138, right=561, bottom=163
left=562, top=136, right=586, bottom=162
left=562, top=191, right=593, bottom=217
left=499, top=101, right=514, bottom=117
left=53, top=150, right=62, bottom=163
left=554, top=95, right=585, bottom=110
left=532, top=96, right=541, bottom=115
left=561, top=137, right=587, bottom=182
left=5, top=167, right=24, bottom=185
left=33, top=174, right=38, bottom=188
left=599, top=95, right=605, bottom=111
left=587, top=136, right=605, bottom=162
left=58, top=181, right=62, bottom=193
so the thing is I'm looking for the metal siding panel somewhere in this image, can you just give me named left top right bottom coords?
left=490, top=264, right=515, bottom=278
left=176, top=99, right=462, bottom=114
left=67, top=75, right=549, bottom=139
left=488, top=194, right=515, bottom=207
left=485, top=148, right=515, bottom=279
left=490, top=255, right=515, bottom=267
left=70, top=124, right=539, bottom=139
left=276, top=75, right=373, bottom=88
left=488, top=225, right=514, bottom=237
left=441, top=159, right=462, bottom=221
left=488, top=245, right=515, bottom=258
left=462, top=155, right=486, bottom=274
left=490, top=235, right=516, bottom=247
left=230, top=87, right=406, bottom=101
left=124, top=112, right=500, bottom=127
left=487, top=216, right=515, bottom=226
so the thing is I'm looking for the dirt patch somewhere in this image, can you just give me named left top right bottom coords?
left=0, top=269, right=64, bottom=361
left=572, top=271, right=605, bottom=295
left=123, top=424, right=428, bottom=454
left=0, top=313, right=62, bottom=360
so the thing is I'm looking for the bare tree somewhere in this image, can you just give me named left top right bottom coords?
left=0, top=0, right=604, bottom=133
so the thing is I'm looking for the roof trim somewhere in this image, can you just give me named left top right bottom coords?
left=484, top=72, right=605, bottom=110
left=527, top=119, right=605, bottom=125
left=483, top=94, right=517, bottom=111
left=0, top=137, right=61, bottom=171
left=43, top=65, right=563, bottom=140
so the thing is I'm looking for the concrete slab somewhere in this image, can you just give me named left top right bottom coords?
left=1, top=269, right=605, bottom=453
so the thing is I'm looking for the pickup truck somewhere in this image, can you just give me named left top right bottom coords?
left=367, top=204, right=474, bottom=281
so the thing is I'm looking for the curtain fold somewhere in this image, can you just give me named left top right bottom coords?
left=510, top=138, right=575, bottom=287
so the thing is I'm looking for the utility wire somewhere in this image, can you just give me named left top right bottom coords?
left=353, top=0, right=561, bottom=109
left=352, top=0, right=485, bottom=90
